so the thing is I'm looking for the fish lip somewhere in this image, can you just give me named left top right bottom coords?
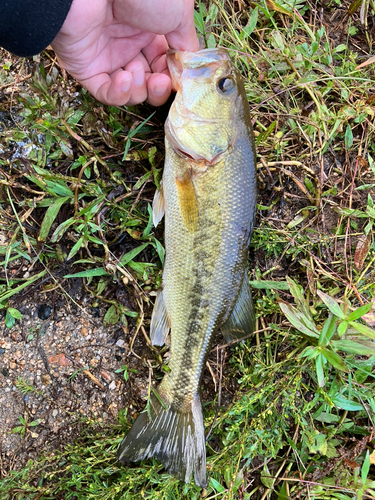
left=167, top=48, right=231, bottom=90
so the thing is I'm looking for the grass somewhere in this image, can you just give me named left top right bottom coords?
left=1, top=0, right=375, bottom=498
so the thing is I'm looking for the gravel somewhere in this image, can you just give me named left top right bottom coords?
left=0, top=290, right=150, bottom=473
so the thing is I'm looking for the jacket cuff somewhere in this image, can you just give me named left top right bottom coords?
left=0, top=0, right=74, bottom=57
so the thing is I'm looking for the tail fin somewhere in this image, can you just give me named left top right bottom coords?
left=117, top=393, right=207, bottom=487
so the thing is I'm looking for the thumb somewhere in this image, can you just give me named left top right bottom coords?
left=165, top=19, right=199, bottom=52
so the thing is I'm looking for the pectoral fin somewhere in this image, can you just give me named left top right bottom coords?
left=221, top=278, right=255, bottom=344
left=153, top=182, right=165, bottom=227
left=150, top=290, right=170, bottom=346
left=176, top=171, right=199, bottom=232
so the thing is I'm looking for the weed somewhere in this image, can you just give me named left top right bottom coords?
left=4, top=307, right=21, bottom=328
left=11, top=414, right=42, bottom=439
left=115, top=365, right=130, bottom=382
left=281, top=277, right=375, bottom=387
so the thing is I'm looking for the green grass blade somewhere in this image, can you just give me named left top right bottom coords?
left=120, top=243, right=149, bottom=266
left=38, top=196, right=71, bottom=242
left=0, top=270, right=47, bottom=303
left=64, top=268, right=110, bottom=278
left=317, top=290, right=346, bottom=320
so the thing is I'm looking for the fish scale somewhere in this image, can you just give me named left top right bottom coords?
left=117, top=48, right=257, bottom=487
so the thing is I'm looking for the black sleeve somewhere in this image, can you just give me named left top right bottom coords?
left=0, top=0, right=74, bottom=57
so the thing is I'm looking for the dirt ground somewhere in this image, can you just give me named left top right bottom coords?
left=0, top=45, right=161, bottom=476
left=0, top=272, right=151, bottom=474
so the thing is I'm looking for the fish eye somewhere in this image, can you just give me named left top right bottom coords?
left=217, top=76, right=235, bottom=93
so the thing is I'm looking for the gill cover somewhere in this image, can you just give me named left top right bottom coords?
left=166, top=49, right=239, bottom=165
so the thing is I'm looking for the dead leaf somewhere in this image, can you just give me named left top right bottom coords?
left=366, top=94, right=375, bottom=105
left=343, top=458, right=360, bottom=469
left=356, top=54, right=375, bottom=70
left=354, top=235, right=370, bottom=271
left=48, top=353, right=71, bottom=366
left=264, top=0, right=292, bottom=15
left=100, top=370, right=112, bottom=381
left=362, top=295, right=375, bottom=327
left=348, top=0, right=363, bottom=16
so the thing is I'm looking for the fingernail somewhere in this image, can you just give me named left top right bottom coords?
left=122, top=77, right=131, bottom=93
left=132, top=65, right=144, bottom=86
left=154, top=84, right=167, bottom=97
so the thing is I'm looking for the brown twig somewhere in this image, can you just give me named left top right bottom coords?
left=129, top=299, right=145, bottom=360
left=61, top=120, right=92, bottom=152
left=64, top=355, right=105, bottom=391
left=0, top=74, right=32, bottom=90
left=127, top=181, right=149, bottom=219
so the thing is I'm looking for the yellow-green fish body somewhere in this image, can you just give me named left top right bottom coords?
left=118, top=48, right=257, bottom=487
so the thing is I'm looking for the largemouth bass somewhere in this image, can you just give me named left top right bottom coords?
left=117, top=48, right=257, bottom=487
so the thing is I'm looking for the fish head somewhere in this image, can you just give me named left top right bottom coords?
left=166, top=49, right=243, bottom=167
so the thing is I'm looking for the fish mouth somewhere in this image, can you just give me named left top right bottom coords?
left=174, top=147, right=225, bottom=166
left=167, top=49, right=231, bottom=90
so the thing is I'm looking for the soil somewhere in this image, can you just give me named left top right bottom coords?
left=0, top=275, right=149, bottom=474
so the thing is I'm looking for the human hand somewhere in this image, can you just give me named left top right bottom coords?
left=51, top=0, right=198, bottom=106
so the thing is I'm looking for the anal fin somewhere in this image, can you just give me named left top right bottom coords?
left=152, top=182, right=165, bottom=227
left=150, top=290, right=170, bottom=346
left=221, top=277, right=255, bottom=344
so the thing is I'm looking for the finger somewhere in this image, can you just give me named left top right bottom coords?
left=125, top=59, right=148, bottom=106
left=117, top=0, right=198, bottom=53
left=84, top=59, right=148, bottom=107
left=142, top=35, right=169, bottom=74
left=79, top=55, right=171, bottom=107
left=151, top=53, right=168, bottom=75
left=125, top=53, right=171, bottom=106
left=146, top=73, right=172, bottom=106
left=81, top=69, right=133, bottom=106
left=165, top=18, right=199, bottom=52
